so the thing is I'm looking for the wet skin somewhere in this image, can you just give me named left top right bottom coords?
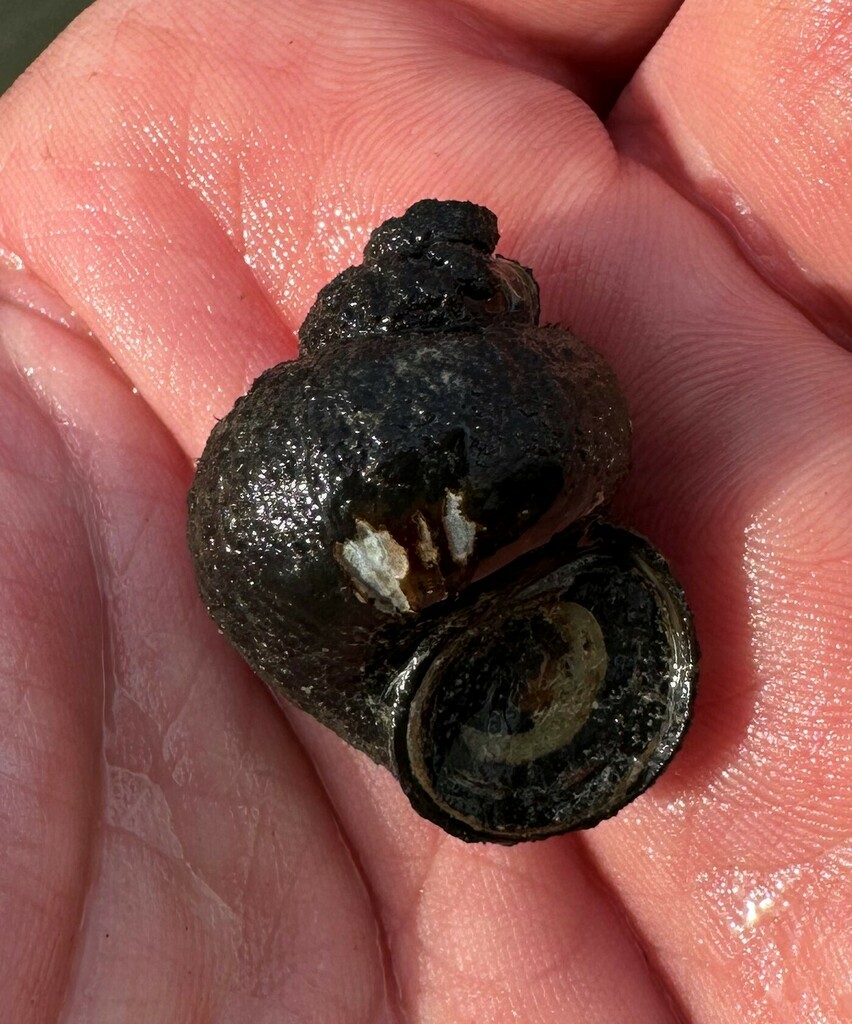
left=0, top=1, right=850, bottom=1022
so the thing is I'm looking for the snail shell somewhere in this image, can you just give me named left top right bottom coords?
left=187, top=199, right=698, bottom=844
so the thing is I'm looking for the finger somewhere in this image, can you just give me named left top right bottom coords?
left=0, top=321, right=102, bottom=1024
left=607, top=22, right=852, bottom=1014
left=0, top=304, right=391, bottom=1021
left=611, top=0, right=852, bottom=347
left=573, top=166, right=852, bottom=1024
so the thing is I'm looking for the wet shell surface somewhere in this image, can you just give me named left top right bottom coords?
left=187, top=198, right=698, bottom=844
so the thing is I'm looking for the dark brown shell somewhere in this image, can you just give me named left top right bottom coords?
left=187, top=199, right=698, bottom=843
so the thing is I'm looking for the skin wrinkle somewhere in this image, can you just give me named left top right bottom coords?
left=107, top=752, right=247, bottom=953
left=237, top=806, right=289, bottom=967
left=382, top=834, right=447, bottom=939
left=159, top=674, right=206, bottom=775
left=0, top=270, right=91, bottom=339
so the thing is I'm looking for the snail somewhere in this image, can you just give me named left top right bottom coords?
left=187, top=198, right=698, bottom=844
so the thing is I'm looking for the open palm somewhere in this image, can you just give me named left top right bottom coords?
left=0, top=1, right=849, bottom=1020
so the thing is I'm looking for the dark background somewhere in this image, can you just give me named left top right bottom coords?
left=2, top=0, right=94, bottom=95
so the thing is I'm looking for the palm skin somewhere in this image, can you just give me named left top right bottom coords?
left=0, top=0, right=849, bottom=1021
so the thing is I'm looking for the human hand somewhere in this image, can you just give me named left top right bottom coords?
left=0, top=1, right=849, bottom=1021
